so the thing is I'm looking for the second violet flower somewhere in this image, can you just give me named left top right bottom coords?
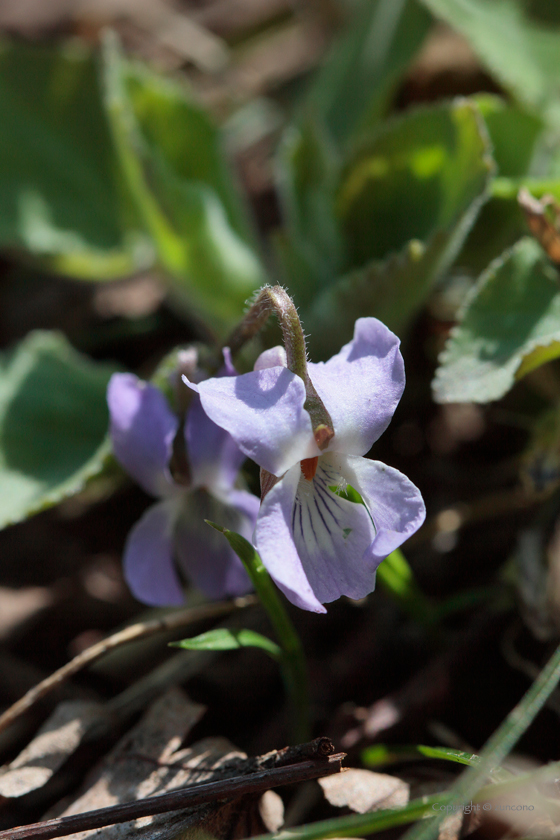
left=107, top=357, right=259, bottom=606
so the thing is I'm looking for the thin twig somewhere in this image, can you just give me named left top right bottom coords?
left=0, top=596, right=256, bottom=736
left=0, top=751, right=345, bottom=840
left=407, top=486, right=549, bottom=548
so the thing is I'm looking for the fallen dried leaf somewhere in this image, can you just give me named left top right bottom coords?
left=319, top=768, right=409, bottom=813
left=438, top=811, right=464, bottom=840
left=518, top=189, right=560, bottom=264
left=258, top=789, right=284, bottom=832
left=0, top=700, right=106, bottom=798
left=38, top=687, right=288, bottom=840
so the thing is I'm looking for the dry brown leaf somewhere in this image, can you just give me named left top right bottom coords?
left=45, top=687, right=283, bottom=840
left=0, top=700, right=106, bottom=798
left=518, top=189, right=560, bottom=264
left=319, top=768, right=409, bottom=813
left=0, top=586, right=53, bottom=639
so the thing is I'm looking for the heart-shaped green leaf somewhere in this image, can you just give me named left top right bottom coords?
left=338, top=98, right=494, bottom=268
left=433, top=237, right=560, bottom=403
left=0, top=41, right=152, bottom=280
left=307, top=99, right=493, bottom=347
left=0, top=331, right=115, bottom=528
left=102, top=32, right=265, bottom=331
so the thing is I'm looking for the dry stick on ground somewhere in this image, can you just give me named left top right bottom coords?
left=0, top=744, right=345, bottom=840
left=406, top=485, right=550, bottom=548
left=0, top=595, right=256, bottom=736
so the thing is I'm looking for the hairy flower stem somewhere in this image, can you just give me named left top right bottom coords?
left=207, top=523, right=311, bottom=743
left=225, top=285, right=334, bottom=449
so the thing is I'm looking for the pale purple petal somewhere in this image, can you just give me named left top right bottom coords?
left=123, top=499, right=184, bottom=606
left=225, top=487, right=262, bottom=524
left=256, top=451, right=424, bottom=611
left=255, top=465, right=326, bottom=613
left=185, top=395, right=245, bottom=491
left=339, top=454, right=426, bottom=560
left=288, top=454, right=378, bottom=604
left=108, top=373, right=178, bottom=497
left=174, top=488, right=257, bottom=599
left=188, top=368, right=318, bottom=477
left=221, top=347, right=236, bottom=376
left=308, top=318, right=405, bottom=457
left=254, top=346, right=287, bottom=370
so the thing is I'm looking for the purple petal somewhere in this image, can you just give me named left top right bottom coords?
left=174, top=488, right=258, bottom=599
left=308, top=318, right=405, bottom=457
left=107, top=373, right=178, bottom=497
left=255, top=465, right=326, bottom=613
left=185, top=395, right=245, bottom=491
left=221, top=347, right=236, bottom=376
left=282, top=455, right=378, bottom=604
left=123, top=499, right=184, bottom=606
left=254, top=346, right=287, bottom=370
left=339, top=454, right=426, bottom=560
left=189, top=367, right=318, bottom=477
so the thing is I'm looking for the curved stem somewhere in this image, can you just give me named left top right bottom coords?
left=224, top=285, right=334, bottom=450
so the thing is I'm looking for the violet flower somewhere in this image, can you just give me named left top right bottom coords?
left=187, top=318, right=425, bottom=613
left=107, top=370, right=259, bottom=606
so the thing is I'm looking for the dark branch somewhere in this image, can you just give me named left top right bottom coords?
left=0, top=749, right=345, bottom=840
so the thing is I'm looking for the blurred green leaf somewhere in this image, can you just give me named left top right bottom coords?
left=276, top=0, right=432, bottom=297
left=416, top=746, right=481, bottom=767
left=304, top=0, right=432, bottom=149
left=360, top=744, right=424, bottom=767
left=308, top=235, right=451, bottom=349
left=125, top=59, right=258, bottom=250
left=0, top=331, right=114, bottom=529
left=363, top=745, right=513, bottom=782
left=476, top=94, right=544, bottom=179
left=249, top=794, right=442, bottom=840
left=0, top=40, right=152, bottom=280
left=459, top=95, right=545, bottom=274
left=433, top=237, right=560, bottom=404
left=275, top=118, right=342, bottom=302
left=418, top=0, right=560, bottom=126
left=102, top=32, right=265, bottom=331
left=307, top=100, right=493, bottom=346
left=308, top=235, right=468, bottom=352
left=171, top=628, right=281, bottom=658
left=338, top=99, right=493, bottom=267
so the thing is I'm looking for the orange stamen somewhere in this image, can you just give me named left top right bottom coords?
left=300, top=456, right=319, bottom=481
